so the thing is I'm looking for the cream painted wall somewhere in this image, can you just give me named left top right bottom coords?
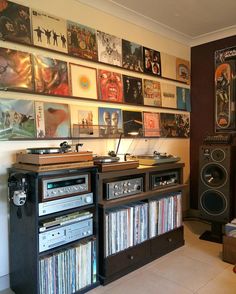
left=0, top=0, right=190, bottom=288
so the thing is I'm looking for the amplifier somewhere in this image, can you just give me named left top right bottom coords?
left=105, top=177, right=143, bottom=200
left=150, top=170, right=179, bottom=190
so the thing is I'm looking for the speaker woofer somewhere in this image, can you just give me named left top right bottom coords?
left=200, top=189, right=227, bottom=216
left=201, top=163, right=227, bottom=188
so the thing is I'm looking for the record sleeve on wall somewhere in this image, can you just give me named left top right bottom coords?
left=123, top=75, right=143, bottom=105
left=0, top=47, right=33, bottom=91
left=33, top=55, right=69, bottom=96
left=143, top=47, right=161, bottom=76
left=161, top=83, right=177, bottom=109
left=31, top=9, right=68, bottom=53
left=67, top=21, right=98, bottom=61
left=160, top=53, right=176, bottom=80
left=0, top=0, right=32, bottom=44
left=98, top=107, right=122, bottom=137
left=122, top=40, right=143, bottom=72
left=122, top=110, right=143, bottom=137
left=176, top=58, right=190, bottom=84
left=0, top=98, right=35, bottom=140
left=143, top=112, right=160, bottom=137
left=143, top=79, right=161, bottom=107
left=160, top=113, right=190, bottom=138
left=177, top=87, right=191, bottom=111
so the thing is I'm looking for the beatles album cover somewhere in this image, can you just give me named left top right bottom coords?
left=143, top=47, right=161, bottom=76
left=31, top=9, right=68, bottom=53
left=98, top=69, right=123, bottom=103
left=176, top=58, right=190, bottom=84
left=122, top=110, right=143, bottom=137
left=97, top=31, right=122, bottom=67
left=122, top=39, right=143, bottom=72
left=70, top=63, right=97, bottom=99
left=123, top=75, right=143, bottom=105
left=143, top=112, right=160, bottom=137
left=0, top=0, right=32, bottom=44
left=143, top=79, right=161, bottom=107
left=0, top=47, right=33, bottom=91
left=33, top=55, right=69, bottom=96
left=35, top=101, right=70, bottom=138
left=70, top=105, right=98, bottom=137
left=67, top=21, right=98, bottom=61
left=160, top=113, right=190, bottom=138
left=177, top=87, right=191, bottom=111
left=160, top=52, right=176, bottom=80
left=161, top=83, right=177, bottom=109
left=0, top=98, right=35, bottom=140
left=98, top=107, right=122, bottom=137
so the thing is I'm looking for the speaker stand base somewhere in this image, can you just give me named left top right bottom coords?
left=199, top=230, right=223, bottom=244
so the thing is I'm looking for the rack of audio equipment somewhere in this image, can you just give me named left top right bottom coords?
left=8, top=165, right=99, bottom=294
left=96, top=162, right=186, bottom=285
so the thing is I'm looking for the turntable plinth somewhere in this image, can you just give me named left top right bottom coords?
left=16, top=151, right=93, bottom=165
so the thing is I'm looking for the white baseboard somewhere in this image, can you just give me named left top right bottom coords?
left=0, top=275, right=9, bottom=292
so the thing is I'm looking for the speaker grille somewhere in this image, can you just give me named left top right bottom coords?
left=200, top=190, right=227, bottom=216
left=201, top=163, right=227, bottom=188
left=211, top=149, right=225, bottom=162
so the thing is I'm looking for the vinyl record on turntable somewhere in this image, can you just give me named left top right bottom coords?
left=27, top=147, right=62, bottom=155
left=93, top=155, right=120, bottom=164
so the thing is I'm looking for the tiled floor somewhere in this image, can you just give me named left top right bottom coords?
left=1, top=221, right=236, bottom=294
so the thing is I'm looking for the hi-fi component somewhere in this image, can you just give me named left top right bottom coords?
left=105, top=177, right=143, bottom=200
left=150, top=170, right=179, bottom=190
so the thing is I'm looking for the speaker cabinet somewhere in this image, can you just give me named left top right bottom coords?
left=198, top=145, right=236, bottom=223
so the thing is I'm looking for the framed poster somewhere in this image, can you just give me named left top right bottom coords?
left=123, top=75, right=143, bottom=105
left=176, top=58, right=190, bottom=84
left=0, top=47, right=33, bottom=91
left=143, top=112, right=160, bottom=137
left=97, top=30, right=122, bottom=66
left=0, top=0, right=32, bottom=44
left=161, top=83, right=177, bottom=109
left=98, top=107, right=122, bottom=137
left=98, top=69, right=123, bottom=102
left=177, top=87, right=191, bottom=111
left=122, top=110, right=143, bottom=137
left=143, top=79, right=161, bottom=107
left=33, top=55, right=69, bottom=96
left=67, top=21, right=98, bottom=61
left=122, top=40, right=143, bottom=72
left=0, top=98, right=35, bottom=140
left=35, top=101, right=70, bottom=138
left=143, top=47, right=161, bottom=76
left=70, top=63, right=97, bottom=99
left=31, top=9, right=68, bottom=53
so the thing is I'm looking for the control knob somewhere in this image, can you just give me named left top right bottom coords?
left=85, top=195, right=92, bottom=203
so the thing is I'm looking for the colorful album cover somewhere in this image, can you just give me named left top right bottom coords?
left=0, top=98, right=35, bottom=140
left=96, top=31, right=122, bottom=67
left=177, top=87, right=191, bottom=111
left=70, top=105, right=98, bottom=137
left=0, top=47, right=33, bottom=91
left=67, top=21, right=98, bottom=61
left=31, top=9, right=68, bottom=53
left=33, top=55, right=69, bottom=96
left=122, top=40, right=143, bottom=72
left=70, top=63, right=97, bottom=99
left=0, top=0, right=32, bottom=44
left=143, top=112, right=160, bottom=137
left=122, top=110, right=143, bottom=137
left=161, top=83, right=177, bottom=109
left=176, top=58, right=190, bottom=84
left=160, top=113, right=190, bottom=138
left=143, top=47, right=161, bottom=76
left=143, top=79, right=161, bottom=107
left=98, top=69, right=123, bottom=103
left=35, top=101, right=70, bottom=138
left=123, top=75, right=143, bottom=105
left=98, top=107, right=122, bottom=137
left=160, top=52, right=176, bottom=80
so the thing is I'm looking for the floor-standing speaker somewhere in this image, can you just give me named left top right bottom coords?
left=198, top=145, right=236, bottom=242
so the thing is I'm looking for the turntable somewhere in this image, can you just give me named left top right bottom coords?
left=127, top=151, right=180, bottom=166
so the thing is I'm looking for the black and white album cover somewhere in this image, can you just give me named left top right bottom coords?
left=122, top=40, right=143, bottom=72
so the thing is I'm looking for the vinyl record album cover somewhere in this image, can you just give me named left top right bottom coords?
left=33, top=55, right=69, bottom=96
left=0, top=0, right=32, bottom=44
left=0, top=98, right=35, bottom=140
left=160, top=52, right=176, bottom=80
left=35, top=101, right=70, bottom=138
left=143, top=79, right=161, bottom=107
left=98, top=69, right=123, bottom=102
left=67, top=21, right=98, bottom=61
left=123, top=75, right=143, bottom=105
left=161, top=83, right=177, bottom=109
left=160, top=113, right=190, bottom=138
left=177, top=87, right=191, bottom=111
left=122, top=39, right=143, bottom=72
left=98, top=107, right=122, bottom=137
left=97, top=31, right=122, bottom=66
left=122, top=110, right=143, bottom=137
left=176, top=58, right=190, bottom=84
left=32, top=9, right=68, bottom=53
left=0, top=47, right=33, bottom=91
left=143, top=47, right=161, bottom=76
left=143, top=112, right=160, bottom=137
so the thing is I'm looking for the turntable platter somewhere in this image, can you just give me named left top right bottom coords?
left=93, top=156, right=120, bottom=163
left=27, top=147, right=62, bottom=155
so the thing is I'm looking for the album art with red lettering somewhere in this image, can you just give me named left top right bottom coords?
left=31, top=9, right=68, bottom=53
left=122, top=40, right=143, bottom=72
left=33, top=55, right=69, bottom=96
left=143, top=112, right=160, bottom=137
left=0, top=47, right=33, bottom=91
left=67, top=21, right=98, bottom=61
left=35, top=101, right=70, bottom=138
left=143, top=79, right=161, bottom=107
left=98, top=69, right=123, bottom=103
left=0, top=98, right=35, bottom=140
left=0, top=0, right=32, bottom=44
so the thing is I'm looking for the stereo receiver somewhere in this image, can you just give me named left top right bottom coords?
left=150, top=170, right=179, bottom=190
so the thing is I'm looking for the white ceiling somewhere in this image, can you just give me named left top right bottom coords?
left=78, top=0, right=236, bottom=46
